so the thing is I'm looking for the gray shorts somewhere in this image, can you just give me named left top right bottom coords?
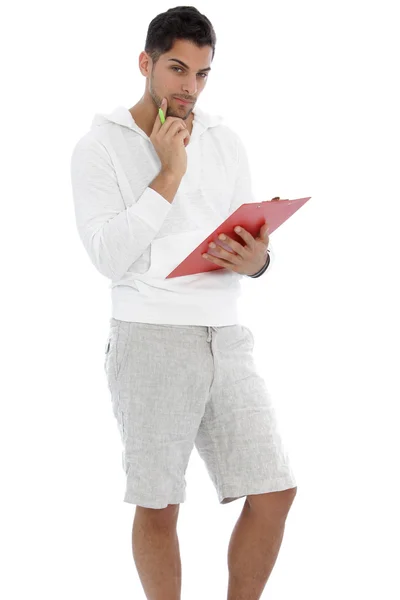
left=104, top=318, right=297, bottom=509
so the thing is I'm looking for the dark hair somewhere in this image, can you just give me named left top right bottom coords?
left=144, top=6, right=216, bottom=66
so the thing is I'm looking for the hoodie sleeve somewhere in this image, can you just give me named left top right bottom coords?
left=70, top=136, right=173, bottom=281
left=229, top=134, right=275, bottom=275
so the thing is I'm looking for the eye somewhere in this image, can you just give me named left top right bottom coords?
left=171, top=66, right=208, bottom=78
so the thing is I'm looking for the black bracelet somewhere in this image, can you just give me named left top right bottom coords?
left=247, top=251, right=271, bottom=278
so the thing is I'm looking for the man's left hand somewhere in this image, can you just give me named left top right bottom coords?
left=202, top=196, right=281, bottom=275
left=202, top=221, right=271, bottom=276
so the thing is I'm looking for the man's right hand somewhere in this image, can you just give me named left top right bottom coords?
left=150, top=97, right=191, bottom=179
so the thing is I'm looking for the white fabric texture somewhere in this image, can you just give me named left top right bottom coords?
left=70, top=105, right=274, bottom=325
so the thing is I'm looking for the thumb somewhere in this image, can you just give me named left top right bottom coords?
left=261, top=221, right=270, bottom=236
left=256, top=222, right=269, bottom=243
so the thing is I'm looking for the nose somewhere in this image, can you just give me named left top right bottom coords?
left=182, top=75, right=198, bottom=96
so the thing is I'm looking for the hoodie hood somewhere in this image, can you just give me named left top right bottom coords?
left=90, top=104, right=224, bottom=143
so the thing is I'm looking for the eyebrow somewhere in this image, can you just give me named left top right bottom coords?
left=167, top=58, right=211, bottom=72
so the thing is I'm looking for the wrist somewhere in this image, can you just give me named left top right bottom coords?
left=247, top=251, right=270, bottom=277
left=161, top=168, right=182, bottom=183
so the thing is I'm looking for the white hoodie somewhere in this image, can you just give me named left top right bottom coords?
left=70, top=105, right=274, bottom=326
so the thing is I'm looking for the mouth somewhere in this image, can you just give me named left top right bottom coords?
left=173, top=97, right=193, bottom=105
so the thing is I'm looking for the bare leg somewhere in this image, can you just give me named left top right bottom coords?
left=132, top=504, right=181, bottom=600
left=227, top=492, right=295, bottom=600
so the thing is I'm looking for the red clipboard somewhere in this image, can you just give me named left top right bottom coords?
left=166, top=196, right=311, bottom=278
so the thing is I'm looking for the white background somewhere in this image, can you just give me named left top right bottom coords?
left=2, top=0, right=399, bottom=598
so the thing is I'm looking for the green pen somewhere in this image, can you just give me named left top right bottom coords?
left=158, top=107, right=165, bottom=124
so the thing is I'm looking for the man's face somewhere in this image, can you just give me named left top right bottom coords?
left=146, top=39, right=212, bottom=120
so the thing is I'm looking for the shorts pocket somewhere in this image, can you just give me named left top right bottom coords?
left=104, top=320, right=132, bottom=383
left=241, top=325, right=255, bottom=348
left=113, top=389, right=127, bottom=443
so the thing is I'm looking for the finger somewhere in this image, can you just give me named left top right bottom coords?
left=261, top=222, right=270, bottom=237
left=233, top=227, right=255, bottom=252
left=202, top=253, right=236, bottom=270
left=208, top=242, right=243, bottom=263
left=164, top=120, right=187, bottom=142
left=176, top=127, right=190, bottom=145
left=162, top=118, right=187, bottom=140
left=215, top=234, right=247, bottom=258
left=153, top=98, right=187, bottom=137
left=260, top=232, right=269, bottom=245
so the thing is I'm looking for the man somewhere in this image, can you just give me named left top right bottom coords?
left=70, top=6, right=297, bottom=600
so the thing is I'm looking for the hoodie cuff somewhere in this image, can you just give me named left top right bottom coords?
left=130, top=186, right=173, bottom=230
